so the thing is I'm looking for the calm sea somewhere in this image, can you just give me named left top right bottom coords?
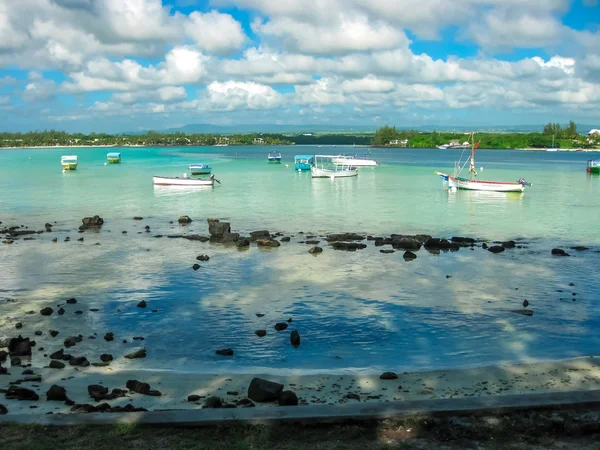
left=1, top=145, right=599, bottom=374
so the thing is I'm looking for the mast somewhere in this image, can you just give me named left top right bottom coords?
left=469, top=132, right=476, bottom=180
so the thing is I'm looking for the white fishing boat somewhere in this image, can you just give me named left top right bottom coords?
left=61, top=155, right=78, bottom=170
left=434, top=133, right=529, bottom=193
left=153, top=174, right=217, bottom=187
left=311, top=155, right=358, bottom=178
left=332, top=153, right=379, bottom=167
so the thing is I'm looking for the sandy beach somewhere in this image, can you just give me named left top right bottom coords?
left=1, top=356, right=599, bottom=416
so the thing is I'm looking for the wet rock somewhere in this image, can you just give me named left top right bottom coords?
left=216, top=349, right=234, bottom=356
left=51, top=238, right=58, bottom=243
left=64, top=336, right=83, bottom=348
left=236, top=398, right=255, bottom=408
left=77, top=237, right=84, bottom=242
left=203, top=397, right=222, bottom=409
left=279, top=391, right=298, bottom=406
left=256, top=313, right=265, bottom=317
left=482, top=243, right=489, bottom=249
left=50, top=349, right=66, bottom=359
left=125, top=348, right=146, bottom=359
left=287, top=318, right=293, bottom=323
left=2, top=239, right=14, bottom=244
left=380, top=249, right=395, bottom=254
left=192, top=264, right=201, bottom=271
left=256, top=239, right=281, bottom=248
left=424, top=238, right=459, bottom=250
left=274, top=323, right=288, bottom=331
left=57, top=308, right=65, bottom=315
left=22, top=369, right=34, bottom=375
left=248, top=377, right=284, bottom=402
left=133, top=217, right=143, bottom=221
left=137, top=300, right=147, bottom=308
left=126, top=379, right=151, bottom=395
left=66, top=298, right=77, bottom=304
left=69, top=356, right=90, bottom=367
left=345, top=393, right=360, bottom=401
left=571, top=246, right=589, bottom=251
left=523, top=300, right=529, bottom=308
left=11, top=357, right=21, bottom=366
left=5, top=386, right=39, bottom=401
left=552, top=248, right=570, bottom=256
left=187, top=395, right=201, bottom=402
left=207, top=219, right=229, bottom=237
left=46, top=385, right=68, bottom=401
left=487, top=245, right=505, bottom=254
left=255, top=330, right=267, bottom=337
left=40, top=307, right=54, bottom=316
left=104, top=332, right=114, bottom=342
left=33, top=331, right=42, bottom=336
left=280, top=236, right=291, bottom=242
left=390, top=236, right=423, bottom=250
left=15, top=323, right=22, bottom=330
left=236, top=238, right=250, bottom=248
left=145, top=225, right=151, bottom=232
left=326, top=233, right=365, bottom=242
left=8, top=336, right=31, bottom=357
left=49, top=360, right=65, bottom=369
left=196, top=255, right=210, bottom=262
left=0, top=351, right=6, bottom=363
left=502, top=240, right=516, bottom=249
left=133, top=337, right=144, bottom=341
left=330, top=242, right=367, bottom=251
left=290, top=330, right=301, bottom=348
left=403, top=251, right=417, bottom=261
left=87, top=385, right=108, bottom=398
left=250, top=230, right=270, bottom=241
left=451, top=237, right=475, bottom=245
left=178, top=216, right=192, bottom=224
left=0, top=404, right=7, bottom=414
left=308, top=246, right=323, bottom=254
left=79, top=215, right=104, bottom=231
left=100, top=354, right=113, bottom=362
left=380, top=372, right=399, bottom=380
left=510, top=309, right=534, bottom=316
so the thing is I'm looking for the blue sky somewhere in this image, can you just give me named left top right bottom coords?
left=0, top=0, right=599, bottom=133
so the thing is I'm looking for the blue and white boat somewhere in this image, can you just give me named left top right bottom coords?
left=267, top=152, right=282, bottom=163
left=189, top=164, right=212, bottom=175
left=106, top=152, right=121, bottom=163
left=294, top=155, right=314, bottom=171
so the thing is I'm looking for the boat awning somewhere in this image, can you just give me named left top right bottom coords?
left=61, top=155, right=77, bottom=160
left=106, top=152, right=121, bottom=158
left=294, top=155, right=314, bottom=160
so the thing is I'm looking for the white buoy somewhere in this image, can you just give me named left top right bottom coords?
left=298, top=168, right=301, bottom=173
left=62, top=169, right=66, bottom=174
left=104, top=162, right=107, bottom=166
left=285, top=164, right=289, bottom=168
left=183, top=173, right=188, bottom=178
left=480, top=167, right=483, bottom=171
left=330, top=175, right=335, bottom=180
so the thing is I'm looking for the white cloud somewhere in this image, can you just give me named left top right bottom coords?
left=22, top=72, right=57, bottom=101
left=0, top=96, right=10, bottom=105
left=185, top=11, right=246, bottom=55
left=203, top=81, right=282, bottom=110
left=113, top=86, right=188, bottom=104
left=295, top=78, right=346, bottom=105
left=341, top=76, right=394, bottom=93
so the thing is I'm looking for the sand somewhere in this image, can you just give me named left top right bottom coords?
left=1, top=357, right=599, bottom=416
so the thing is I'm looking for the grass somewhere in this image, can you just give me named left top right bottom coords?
left=2, top=409, right=600, bottom=450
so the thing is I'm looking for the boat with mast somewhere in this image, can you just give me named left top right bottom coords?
left=435, top=133, right=529, bottom=193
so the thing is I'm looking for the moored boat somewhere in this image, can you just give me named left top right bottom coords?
left=587, top=160, right=600, bottom=174
left=61, top=155, right=78, bottom=170
left=332, top=153, right=379, bottom=167
left=434, top=133, right=529, bottom=192
left=153, top=174, right=216, bottom=187
left=106, top=152, right=121, bottom=163
left=311, top=155, right=358, bottom=178
left=189, top=164, right=212, bottom=175
left=294, top=155, right=314, bottom=171
left=268, top=151, right=282, bottom=163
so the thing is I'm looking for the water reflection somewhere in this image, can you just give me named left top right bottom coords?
left=153, top=185, right=215, bottom=197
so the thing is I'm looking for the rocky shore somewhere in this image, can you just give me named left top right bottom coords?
left=1, top=214, right=598, bottom=417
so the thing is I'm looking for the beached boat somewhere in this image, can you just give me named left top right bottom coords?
left=311, top=155, right=358, bottom=178
left=153, top=174, right=216, bottom=187
left=332, top=153, right=379, bottom=167
left=61, top=155, right=78, bottom=170
left=434, top=133, right=529, bottom=193
left=189, top=164, right=212, bottom=175
left=587, top=160, right=600, bottom=174
left=106, top=152, right=121, bottom=163
left=294, top=155, right=314, bottom=171
left=268, top=152, right=282, bottom=163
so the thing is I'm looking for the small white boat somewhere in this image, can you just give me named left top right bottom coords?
left=332, top=153, right=379, bottom=167
left=268, top=152, right=282, bottom=163
left=106, top=152, right=121, bottom=163
left=61, top=155, right=78, bottom=170
left=153, top=174, right=216, bottom=187
left=311, top=155, right=358, bottom=178
left=189, top=164, right=212, bottom=175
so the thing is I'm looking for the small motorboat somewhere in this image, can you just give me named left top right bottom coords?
left=294, top=155, right=314, bottom=171
left=189, top=164, right=212, bottom=175
left=153, top=174, right=218, bottom=187
left=311, top=155, right=358, bottom=178
left=61, top=155, right=78, bottom=170
left=106, top=152, right=121, bottom=163
left=332, top=153, right=379, bottom=167
left=587, top=160, right=600, bottom=174
left=268, top=152, right=282, bottom=163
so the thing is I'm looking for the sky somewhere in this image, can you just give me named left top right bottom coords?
left=0, top=0, right=599, bottom=133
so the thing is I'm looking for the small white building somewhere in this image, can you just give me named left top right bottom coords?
left=587, top=129, right=600, bottom=136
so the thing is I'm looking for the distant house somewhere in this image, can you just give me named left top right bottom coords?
left=254, top=137, right=264, bottom=143
left=588, top=129, right=600, bottom=136
left=302, top=133, right=314, bottom=136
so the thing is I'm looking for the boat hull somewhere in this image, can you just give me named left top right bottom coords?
left=268, top=158, right=282, bottom=164
left=189, top=165, right=212, bottom=175
left=332, top=158, right=378, bottom=167
left=311, top=166, right=358, bottom=178
left=588, top=167, right=600, bottom=174
left=448, top=176, right=524, bottom=192
left=107, top=158, right=121, bottom=164
left=153, top=176, right=214, bottom=187
left=62, top=163, right=78, bottom=170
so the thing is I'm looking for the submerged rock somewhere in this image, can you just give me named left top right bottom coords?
left=203, top=397, right=223, bottom=409
left=255, top=330, right=267, bottom=337
left=104, top=332, right=114, bottom=342
left=216, top=349, right=234, bottom=356
left=40, top=307, right=54, bottom=316
left=248, top=377, right=283, bottom=402
left=5, top=386, right=39, bottom=401
left=236, top=238, right=250, bottom=248
left=100, top=354, right=113, bottom=362
left=196, top=255, right=210, bottom=262
left=380, top=249, right=395, bottom=254
left=280, top=236, right=291, bottom=242
left=49, top=360, right=65, bottom=369
left=510, top=309, right=534, bottom=316
left=79, top=215, right=104, bottom=231
left=330, top=242, right=367, bottom=251
left=403, top=251, right=417, bottom=261
left=64, top=336, right=83, bottom=348
left=250, top=230, right=270, bottom=241
left=380, top=372, right=399, bottom=380
left=326, top=233, right=365, bottom=242
left=8, top=336, right=31, bottom=357
left=192, top=264, right=201, bottom=271
left=178, top=216, right=192, bottom=224
left=552, top=248, right=570, bottom=256
left=137, top=300, right=147, bottom=308
left=487, top=246, right=505, bottom=254
left=124, top=348, right=146, bottom=359
left=187, top=395, right=201, bottom=402
left=256, top=239, right=281, bottom=248
left=290, top=330, right=301, bottom=348
left=69, top=356, right=90, bottom=367
left=308, top=246, right=323, bottom=254
left=46, top=385, right=68, bottom=401
left=236, top=398, right=255, bottom=408
left=274, top=323, right=288, bottom=331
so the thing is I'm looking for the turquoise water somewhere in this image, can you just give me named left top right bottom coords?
left=1, top=146, right=599, bottom=374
